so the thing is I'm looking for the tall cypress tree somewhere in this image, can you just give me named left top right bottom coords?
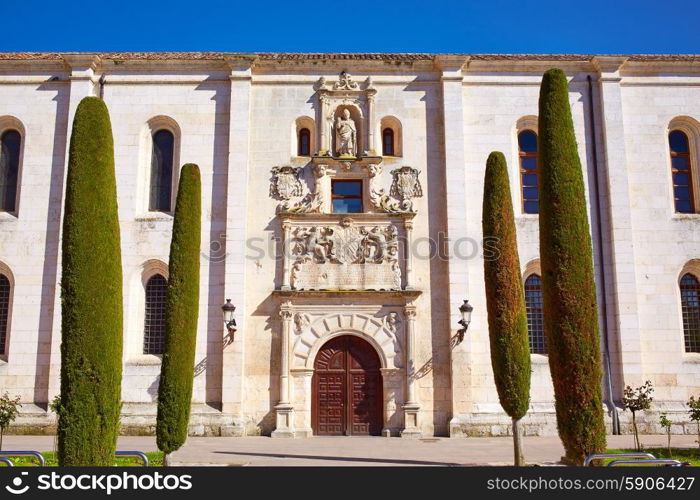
left=482, top=151, right=531, bottom=466
left=538, top=68, right=606, bottom=464
left=156, top=163, right=201, bottom=465
left=59, top=97, right=123, bottom=466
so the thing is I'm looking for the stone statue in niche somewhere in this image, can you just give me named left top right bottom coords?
left=335, top=109, right=357, bottom=157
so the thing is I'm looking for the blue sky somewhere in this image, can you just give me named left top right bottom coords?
left=3, top=0, right=699, bottom=53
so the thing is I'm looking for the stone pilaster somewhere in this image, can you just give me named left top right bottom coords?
left=436, top=56, right=474, bottom=428
left=592, top=56, right=643, bottom=392
left=404, top=219, right=414, bottom=289
left=220, top=56, right=255, bottom=435
left=46, top=54, right=103, bottom=404
left=272, top=301, right=295, bottom=437
left=281, top=219, right=292, bottom=290
left=401, top=304, right=421, bottom=437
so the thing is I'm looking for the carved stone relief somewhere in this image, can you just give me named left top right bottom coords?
left=370, top=166, right=423, bottom=214
left=289, top=219, right=401, bottom=290
left=270, top=165, right=320, bottom=214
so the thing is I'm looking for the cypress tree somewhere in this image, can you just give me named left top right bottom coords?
left=538, top=68, right=606, bottom=464
left=156, top=163, right=201, bottom=465
left=482, top=151, right=531, bottom=466
left=58, top=97, right=123, bottom=466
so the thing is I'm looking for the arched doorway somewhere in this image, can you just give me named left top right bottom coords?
left=312, top=335, right=383, bottom=436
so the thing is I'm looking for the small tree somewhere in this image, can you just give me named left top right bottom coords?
left=659, top=413, right=672, bottom=457
left=49, top=395, right=62, bottom=453
left=0, top=392, right=22, bottom=450
left=622, top=380, right=654, bottom=451
left=482, top=151, right=531, bottom=466
left=156, top=164, right=201, bottom=466
left=688, top=396, right=700, bottom=449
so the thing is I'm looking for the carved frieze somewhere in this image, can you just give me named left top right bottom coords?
left=288, top=219, right=401, bottom=290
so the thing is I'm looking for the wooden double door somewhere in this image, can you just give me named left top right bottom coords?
left=312, top=335, right=383, bottom=436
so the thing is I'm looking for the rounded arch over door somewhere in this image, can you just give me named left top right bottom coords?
left=312, top=335, right=383, bottom=436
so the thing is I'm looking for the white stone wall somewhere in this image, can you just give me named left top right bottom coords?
left=1, top=54, right=699, bottom=437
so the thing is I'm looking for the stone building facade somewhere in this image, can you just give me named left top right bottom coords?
left=0, top=53, right=699, bottom=437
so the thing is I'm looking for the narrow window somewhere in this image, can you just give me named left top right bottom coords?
left=0, top=130, right=21, bottom=212
left=680, top=273, right=700, bottom=353
left=331, top=180, right=363, bottom=213
left=0, top=274, right=10, bottom=356
left=382, top=128, right=395, bottom=156
left=669, top=130, right=694, bottom=213
left=525, top=274, right=546, bottom=354
left=149, top=130, right=174, bottom=212
left=518, top=130, right=539, bottom=214
left=298, top=128, right=311, bottom=156
left=144, top=274, right=167, bottom=355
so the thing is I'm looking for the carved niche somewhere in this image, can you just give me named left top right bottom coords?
left=317, top=71, right=376, bottom=157
left=289, top=217, right=401, bottom=291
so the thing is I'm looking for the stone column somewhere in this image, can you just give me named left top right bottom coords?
left=592, top=56, right=642, bottom=393
left=272, top=301, right=295, bottom=437
left=404, top=219, right=414, bottom=289
left=281, top=219, right=292, bottom=290
left=401, top=304, right=421, bottom=438
left=220, top=56, right=255, bottom=436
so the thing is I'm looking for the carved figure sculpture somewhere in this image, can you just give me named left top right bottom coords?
left=335, top=109, right=357, bottom=156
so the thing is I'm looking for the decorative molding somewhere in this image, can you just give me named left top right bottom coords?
left=291, top=311, right=404, bottom=370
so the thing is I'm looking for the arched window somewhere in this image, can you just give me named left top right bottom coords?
left=0, top=130, right=21, bottom=212
left=149, top=130, right=175, bottom=212
left=669, top=130, right=694, bottom=213
left=143, top=274, right=167, bottom=355
left=680, top=273, right=700, bottom=353
left=525, top=274, right=546, bottom=354
left=518, top=130, right=539, bottom=214
left=298, top=128, right=311, bottom=156
left=0, top=274, right=10, bottom=355
left=382, top=128, right=395, bottom=156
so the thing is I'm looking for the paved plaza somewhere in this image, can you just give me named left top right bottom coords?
left=3, top=434, right=698, bottom=466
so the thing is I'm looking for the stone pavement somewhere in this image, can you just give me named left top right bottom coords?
left=3, top=434, right=698, bottom=466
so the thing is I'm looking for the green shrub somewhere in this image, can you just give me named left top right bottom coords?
left=156, top=164, right=201, bottom=462
left=538, top=68, right=607, bottom=465
left=58, top=96, right=123, bottom=466
left=482, top=151, right=531, bottom=466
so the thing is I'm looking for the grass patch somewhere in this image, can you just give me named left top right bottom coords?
left=602, top=448, right=700, bottom=466
left=0, top=451, right=163, bottom=467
